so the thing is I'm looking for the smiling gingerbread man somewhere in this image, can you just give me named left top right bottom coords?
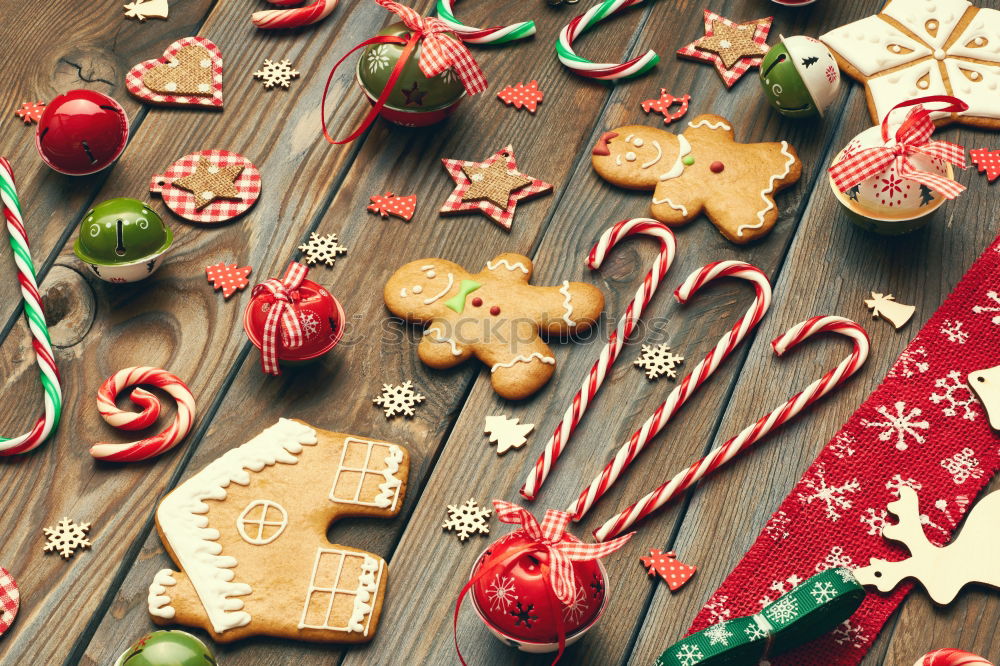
left=384, top=253, right=604, bottom=400
left=592, top=114, right=802, bottom=243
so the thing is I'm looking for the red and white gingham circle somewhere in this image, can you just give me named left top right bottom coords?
left=0, top=567, right=19, bottom=636
left=126, top=36, right=224, bottom=109
left=150, top=150, right=261, bottom=224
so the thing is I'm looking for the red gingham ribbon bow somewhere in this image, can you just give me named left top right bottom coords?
left=494, top=500, right=632, bottom=605
left=829, top=95, right=968, bottom=200
left=251, top=262, right=309, bottom=375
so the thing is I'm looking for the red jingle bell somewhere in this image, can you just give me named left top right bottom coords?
left=35, top=90, right=129, bottom=175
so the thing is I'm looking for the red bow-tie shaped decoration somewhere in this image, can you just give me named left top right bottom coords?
left=250, top=262, right=308, bottom=375
left=829, top=96, right=968, bottom=200
left=322, top=0, right=486, bottom=145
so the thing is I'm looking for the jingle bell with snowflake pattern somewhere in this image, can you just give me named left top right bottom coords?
left=35, top=89, right=129, bottom=175
left=114, top=629, right=216, bottom=666
left=469, top=530, right=610, bottom=653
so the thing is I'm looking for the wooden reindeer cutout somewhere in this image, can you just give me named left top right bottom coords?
left=853, top=485, right=1000, bottom=604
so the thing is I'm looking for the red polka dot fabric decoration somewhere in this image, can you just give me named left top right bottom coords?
left=640, top=549, right=696, bottom=591
left=497, top=80, right=544, bottom=113
left=206, top=262, right=252, bottom=299
left=368, top=192, right=417, bottom=221
left=0, top=567, right=20, bottom=636
left=971, top=148, right=1000, bottom=183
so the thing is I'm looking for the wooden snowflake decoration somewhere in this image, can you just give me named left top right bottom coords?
left=442, top=498, right=491, bottom=541
left=373, top=380, right=425, bottom=419
left=634, top=344, right=684, bottom=380
left=298, top=232, right=347, bottom=267
left=253, top=58, right=300, bottom=89
left=43, top=518, right=92, bottom=559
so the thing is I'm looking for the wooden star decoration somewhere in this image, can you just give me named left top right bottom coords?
left=677, top=11, right=772, bottom=88
left=171, top=156, right=244, bottom=208
left=440, top=146, right=553, bottom=231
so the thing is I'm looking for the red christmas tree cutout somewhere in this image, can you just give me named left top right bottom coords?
left=497, top=81, right=544, bottom=113
left=206, top=262, right=252, bottom=299
left=15, top=101, right=45, bottom=125
left=368, top=192, right=416, bottom=221
left=971, top=148, right=1000, bottom=182
left=640, top=549, right=696, bottom=591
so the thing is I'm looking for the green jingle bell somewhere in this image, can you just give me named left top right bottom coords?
left=114, top=630, right=217, bottom=666
left=760, top=36, right=841, bottom=118
left=73, top=197, right=173, bottom=283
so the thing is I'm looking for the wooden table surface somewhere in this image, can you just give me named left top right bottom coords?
left=1, top=0, right=998, bottom=664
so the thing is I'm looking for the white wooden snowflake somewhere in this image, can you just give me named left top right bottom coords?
left=484, top=415, right=534, bottom=454
left=810, top=580, right=837, bottom=603
left=298, top=232, right=347, bottom=267
left=253, top=58, right=300, bottom=89
left=796, top=464, right=860, bottom=522
left=372, top=380, right=425, bottom=419
left=674, top=643, right=704, bottom=666
left=43, top=517, right=92, bottom=559
left=861, top=401, right=929, bottom=451
left=442, top=498, right=491, bottom=541
left=633, top=344, right=684, bottom=380
left=930, top=370, right=980, bottom=420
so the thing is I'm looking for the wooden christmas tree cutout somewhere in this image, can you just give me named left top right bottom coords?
left=969, top=365, right=1000, bottom=431
left=865, top=292, right=915, bottom=329
left=853, top=485, right=1000, bottom=605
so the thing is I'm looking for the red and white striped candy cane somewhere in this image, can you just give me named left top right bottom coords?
left=569, top=261, right=772, bottom=520
left=90, top=367, right=196, bottom=462
left=521, top=218, right=677, bottom=501
left=557, top=0, right=659, bottom=80
left=914, top=649, right=994, bottom=666
left=594, top=315, right=870, bottom=541
left=252, top=0, right=338, bottom=29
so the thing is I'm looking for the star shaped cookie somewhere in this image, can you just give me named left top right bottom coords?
left=677, top=11, right=772, bottom=88
left=440, top=146, right=553, bottom=231
left=171, top=155, right=244, bottom=208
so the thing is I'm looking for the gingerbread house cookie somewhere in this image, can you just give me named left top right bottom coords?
left=147, top=419, right=409, bottom=643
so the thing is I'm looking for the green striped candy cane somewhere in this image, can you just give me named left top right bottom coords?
left=436, top=0, right=536, bottom=45
left=557, top=0, right=659, bottom=79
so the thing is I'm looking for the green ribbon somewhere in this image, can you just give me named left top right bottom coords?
left=655, top=568, right=866, bottom=666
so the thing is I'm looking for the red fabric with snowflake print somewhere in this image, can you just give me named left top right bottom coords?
left=688, top=235, right=1000, bottom=664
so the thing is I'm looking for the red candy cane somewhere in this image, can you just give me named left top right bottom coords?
left=521, top=218, right=677, bottom=501
left=594, top=315, right=870, bottom=541
left=91, top=367, right=196, bottom=462
left=570, top=261, right=772, bottom=520
left=915, top=650, right=994, bottom=666
left=252, top=0, right=338, bottom=29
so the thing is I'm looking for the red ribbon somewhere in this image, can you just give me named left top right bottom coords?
left=453, top=502, right=632, bottom=665
left=829, top=95, right=968, bottom=199
left=251, top=262, right=308, bottom=375
left=322, top=0, right=487, bottom=145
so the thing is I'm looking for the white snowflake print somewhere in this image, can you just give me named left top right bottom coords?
left=940, top=448, right=984, bottom=485
left=797, top=464, right=860, bottom=522
left=940, top=319, right=969, bottom=344
left=934, top=495, right=970, bottom=527
left=703, top=622, right=733, bottom=647
left=860, top=507, right=888, bottom=536
left=674, top=644, right=704, bottom=666
left=703, top=594, right=731, bottom=624
left=43, top=517, right=92, bottom=559
left=366, top=44, right=390, bottom=73
left=930, top=370, right=980, bottom=421
left=815, top=545, right=855, bottom=573
left=829, top=432, right=856, bottom=459
left=253, top=58, right=300, bottom=89
left=973, top=291, right=1000, bottom=325
left=486, top=574, right=517, bottom=612
left=888, top=345, right=930, bottom=377
left=763, top=510, right=791, bottom=541
left=298, top=232, right=347, bottom=268
left=442, top=498, right=491, bottom=541
left=861, top=401, right=929, bottom=451
left=633, top=343, right=684, bottom=380
left=765, top=595, right=799, bottom=624
left=811, top=581, right=837, bottom=603
left=832, top=620, right=869, bottom=648
left=744, top=622, right=767, bottom=641
left=836, top=569, right=858, bottom=585
left=372, top=380, right=425, bottom=418
left=758, top=574, right=804, bottom=608
left=299, top=311, right=320, bottom=340
left=439, top=67, right=457, bottom=85
left=561, top=583, right=588, bottom=624
left=885, top=474, right=922, bottom=494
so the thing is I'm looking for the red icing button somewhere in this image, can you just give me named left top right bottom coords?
left=710, top=161, right=725, bottom=173
left=490, top=306, right=501, bottom=316
left=472, top=297, right=483, bottom=307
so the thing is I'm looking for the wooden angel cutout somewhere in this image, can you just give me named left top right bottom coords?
left=864, top=292, right=914, bottom=329
left=853, top=485, right=1000, bottom=604
left=969, top=365, right=1000, bottom=431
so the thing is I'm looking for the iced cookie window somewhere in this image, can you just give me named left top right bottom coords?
left=236, top=500, right=288, bottom=545
left=328, top=438, right=402, bottom=511
left=298, top=547, right=382, bottom=635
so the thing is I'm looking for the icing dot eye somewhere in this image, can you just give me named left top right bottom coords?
left=490, top=306, right=500, bottom=316
left=633, top=138, right=644, bottom=147
left=412, top=285, right=424, bottom=294
left=425, top=270, right=436, bottom=278
left=472, top=297, right=483, bottom=307
left=625, top=152, right=637, bottom=162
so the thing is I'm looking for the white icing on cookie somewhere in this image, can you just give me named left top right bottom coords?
left=155, top=418, right=318, bottom=633
left=424, top=326, right=463, bottom=356
left=147, top=569, right=177, bottom=619
left=486, top=258, right=529, bottom=274
left=625, top=152, right=637, bottom=162
left=491, top=353, right=556, bottom=373
left=423, top=273, right=454, bottom=305
left=298, top=548, right=382, bottom=635
left=651, top=194, right=689, bottom=217
left=659, top=136, right=691, bottom=181
left=640, top=141, right=662, bottom=170
left=882, top=0, right=970, bottom=49
left=329, top=439, right=404, bottom=510
left=738, top=141, right=797, bottom=237
left=688, top=119, right=732, bottom=131
left=558, top=281, right=576, bottom=326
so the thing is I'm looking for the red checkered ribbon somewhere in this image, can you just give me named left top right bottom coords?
left=322, top=0, right=486, bottom=145
left=829, top=96, right=968, bottom=199
left=251, top=262, right=308, bottom=375
left=493, top=500, right=632, bottom=605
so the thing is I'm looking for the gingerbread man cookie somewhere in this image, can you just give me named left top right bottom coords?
left=384, top=254, right=604, bottom=400
left=591, top=115, right=802, bottom=244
